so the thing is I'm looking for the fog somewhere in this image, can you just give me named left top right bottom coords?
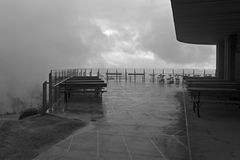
left=0, top=0, right=215, bottom=113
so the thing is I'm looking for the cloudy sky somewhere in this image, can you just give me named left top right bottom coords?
left=0, top=0, right=216, bottom=112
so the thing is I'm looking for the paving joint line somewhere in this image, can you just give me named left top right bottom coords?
left=73, top=130, right=186, bottom=139
left=145, top=132, right=168, bottom=160
left=173, top=129, right=183, bottom=135
left=97, top=130, right=100, bottom=158
left=173, top=135, right=188, bottom=151
left=182, top=90, right=192, bottom=160
left=120, top=132, right=133, bottom=160
left=67, top=135, right=74, bottom=152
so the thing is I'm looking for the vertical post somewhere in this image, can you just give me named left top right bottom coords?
left=183, top=69, right=185, bottom=77
left=97, top=69, right=100, bottom=78
left=41, top=81, right=47, bottom=115
left=203, top=69, right=206, bottom=77
left=193, top=69, right=195, bottom=77
left=143, top=69, right=145, bottom=82
left=116, top=69, right=118, bottom=81
left=90, top=69, right=92, bottom=76
left=125, top=69, right=127, bottom=82
left=54, top=72, right=57, bottom=108
left=172, top=69, right=174, bottom=76
left=153, top=69, right=155, bottom=82
left=119, top=71, right=121, bottom=82
left=106, top=69, right=109, bottom=81
left=162, top=69, right=164, bottom=75
left=134, top=69, right=136, bottom=82
left=48, top=71, right=53, bottom=112
left=58, top=71, right=61, bottom=82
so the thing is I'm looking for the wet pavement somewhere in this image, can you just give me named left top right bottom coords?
left=34, top=81, right=189, bottom=160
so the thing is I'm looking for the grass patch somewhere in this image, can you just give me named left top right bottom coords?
left=0, top=114, right=86, bottom=160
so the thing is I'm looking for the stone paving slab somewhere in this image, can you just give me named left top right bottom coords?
left=33, top=83, right=189, bottom=160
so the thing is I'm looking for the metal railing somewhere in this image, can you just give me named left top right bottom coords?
left=41, top=68, right=215, bottom=114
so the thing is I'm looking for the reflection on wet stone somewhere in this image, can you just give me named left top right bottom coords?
left=35, top=80, right=189, bottom=160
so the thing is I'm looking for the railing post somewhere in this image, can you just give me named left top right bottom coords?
left=58, top=71, right=60, bottom=82
left=143, top=69, right=145, bottom=82
left=49, top=71, right=53, bottom=112
left=90, top=69, right=92, bottom=76
left=134, top=69, right=136, bottom=82
left=106, top=69, right=109, bottom=81
left=203, top=69, right=206, bottom=77
left=125, top=69, right=127, bottom=82
left=116, top=69, right=118, bottom=81
left=153, top=69, right=155, bottom=82
left=97, top=69, right=100, bottom=78
left=54, top=72, right=57, bottom=108
left=41, top=81, right=47, bottom=115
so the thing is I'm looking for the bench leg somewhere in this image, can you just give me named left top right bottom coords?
left=193, top=95, right=196, bottom=113
left=193, top=102, right=196, bottom=113
left=64, top=91, right=68, bottom=104
left=197, top=102, right=200, bottom=118
left=197, top=93, right=200, bottom=117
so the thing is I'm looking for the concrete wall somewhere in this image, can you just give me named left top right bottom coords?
left=216, top=34, right=240, bottom=81
left=216, top=41, right=224, bottom=79
left=224, top=34, right=236, bottom=81
left=235, top=34, right=240, bottom=81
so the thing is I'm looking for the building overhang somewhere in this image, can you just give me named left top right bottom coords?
left=171, top=0, right=240, bottom=45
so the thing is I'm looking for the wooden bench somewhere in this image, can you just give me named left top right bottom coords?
left=70, top=76, right=100, bottom=80
left=187, top=87, right=240, bottom=117
left=186, top=81, right=240, bottom=89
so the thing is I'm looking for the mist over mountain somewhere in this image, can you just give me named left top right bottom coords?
left=0, top=0, right=215, bottom=113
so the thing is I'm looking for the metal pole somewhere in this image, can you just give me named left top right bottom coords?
left=41, top=81, right=47, bottom=115
left=143, top=69, right=145, bottom=82
left=106, top=69, right=109, bottom=81
left=48, top=71, right=53, bottom=112
left=134, top=69, right=136, bottom=82
left=125, top=69, right=127, bottom=81
left=90, top=69, right=92, bottom=76
left=153, top=69, right=155, bottom=82
left=97, top=69, right=100, bottom=78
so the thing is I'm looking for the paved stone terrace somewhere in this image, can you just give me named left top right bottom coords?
left=34, top=82, right=189, bottom=160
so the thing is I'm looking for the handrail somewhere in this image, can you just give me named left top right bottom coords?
left=53, top=76, right=73, bottom=87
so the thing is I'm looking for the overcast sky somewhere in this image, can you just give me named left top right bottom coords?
left=0, top=0, right=216, bottom=112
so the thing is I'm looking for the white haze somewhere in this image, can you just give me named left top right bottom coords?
left=0, top=0, right=215, bottom=113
